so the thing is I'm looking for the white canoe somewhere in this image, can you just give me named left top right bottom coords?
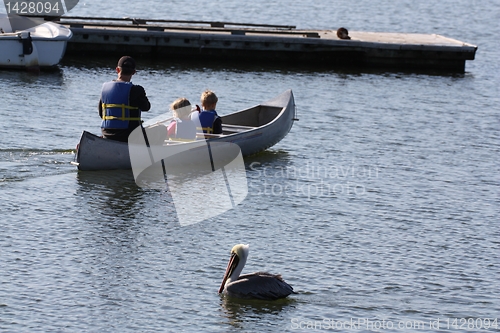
left=0, top=14, right=72, bottom=69
left=74, top=90, right=296, bottom=171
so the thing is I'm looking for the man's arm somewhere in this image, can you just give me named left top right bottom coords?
left=130, top=85, right=151, bottom=111
left=98, top=98, right=103, bottom=118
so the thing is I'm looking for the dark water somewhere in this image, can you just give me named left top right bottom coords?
left=1, top=0, right=499, bottom=332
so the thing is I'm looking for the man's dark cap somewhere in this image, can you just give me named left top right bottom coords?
left=117, top=56, right=136, bottom=69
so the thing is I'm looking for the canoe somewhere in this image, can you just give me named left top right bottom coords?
left=0, top=14, right=72, bottom=70
left=73, top=89, right=296, bottom=171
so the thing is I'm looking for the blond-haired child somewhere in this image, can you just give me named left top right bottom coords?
left=197, top=90, right=222, bottom=134
left=167, top=97, right=197, bottom=140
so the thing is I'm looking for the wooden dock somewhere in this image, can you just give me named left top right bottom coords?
left=45, top=16, right=477, bottom=72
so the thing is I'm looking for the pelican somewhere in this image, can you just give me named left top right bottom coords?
left=218, top=244, right=295, bottom=300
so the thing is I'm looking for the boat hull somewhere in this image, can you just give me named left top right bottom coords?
left=75, top=90, right=295, bottom=171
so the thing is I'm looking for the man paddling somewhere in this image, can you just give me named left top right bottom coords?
left=98, top=56, right=151, bottom=142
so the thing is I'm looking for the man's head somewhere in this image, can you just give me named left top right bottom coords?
left=117, top=56, right=136, bottom=76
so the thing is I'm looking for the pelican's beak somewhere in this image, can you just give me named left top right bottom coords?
left=218, top=252, right=238, bottom=294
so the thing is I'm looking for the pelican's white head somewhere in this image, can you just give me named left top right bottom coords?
left=218, top=244, right=249, bottom=294
left=231, top=244, right=249, bottom=261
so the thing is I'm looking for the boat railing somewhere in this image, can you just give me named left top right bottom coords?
left=198, top=133, right=225, bottom=139
left=23, top=15, right=321, bottom=38
left=222, top=124, right=258, bottom=133
left=47, top=15, right=297, bottom=30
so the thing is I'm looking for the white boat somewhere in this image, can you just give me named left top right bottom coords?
left=73, top=90, right=296, bottom=171
left=0, top=14, right=72, bottom=69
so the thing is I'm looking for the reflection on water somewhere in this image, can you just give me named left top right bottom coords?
left=76, top=170, right=147, bottom=221
left=220, top=296, right=296, bottom=329
left=0, top=67, right=64, bottom=86
left=75, top=169, right=180, bottom=228
left=244, top=149, right=292, bottom=167
left=60, top=52, right=470, bottom=77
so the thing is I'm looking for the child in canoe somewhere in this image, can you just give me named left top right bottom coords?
left=167, top=97, right=197, bottom=141
left=193, top=90, right=222, bottom=134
